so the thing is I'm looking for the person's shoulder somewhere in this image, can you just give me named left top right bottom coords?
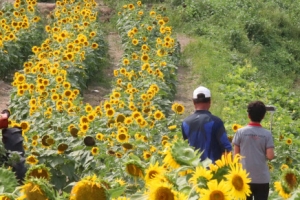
left=210, top=113, right=224, bottom=123
left=182, top=113, right=196, bottom=122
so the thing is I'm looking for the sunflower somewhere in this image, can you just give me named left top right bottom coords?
left=124, top=117, right=133, bottom=125
left=25, top=164, right=51, bottom=181
left=122, top=143, right=134, bottom=151
left=26, top=155, right=38, bottom=165
left=286, top=138, right=292, bottom=145
left=281, top=168, right=299, bottom=192
left=91, top=147, right=99, bottom=156
left=144, top=162, right=165, bottom=184
left=163, top=146, right=181, bottom=169
left=19, top=179, right=54, bottom=200
left=153, top=110, right=164, bottom=120
left=116, top=114, right=126, bottom=123
left=274, top=181, right=291, bottom=199
left=171, top=103, right=185, bottom=114
left=143, top=151, right=151, bottom=160
left=189, top=166, right=213, bottom=194
left=20, top=121, right=30, bottom=132
left=116, top=133, right=129, bottom=143
left=224, top=164, right=251, bottom=199
left=96, top=133, right=105, bottom=141
left=141, top=54, right=149, bottom=63
left=70, top=175, right=108, bottom=200
left=132, top=38, right=138, bottom=45
left=106, top=108, right=115, bottom=118
left=280, top=164, right=289, bottom=171
left=146, top=180, right=177, bottom=200
left=201, top=180, right=231, bottom=200
left=215, top=152, right=241, bottom=169
left=232, top=124, right=242, bottom=132
left=57, top=143, right=68, bottom=154
left=91, top=43, right=98, bottom=49
left=168, top=125, right=177, bottom=131
left=0, top=194, right=14, bottom=200
left=125, top=161, right=144, bottom=178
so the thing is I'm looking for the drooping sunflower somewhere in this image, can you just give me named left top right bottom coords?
left=122, top=143, right=134, bottom=151
left=224, top=164, right=251, bottom=199
left=25, top=164, right=51, bottom=181
left=18, top=178, right=55, bottom=200
left=125, top=161, right=144, bottom=178
left=70, top=175, right=108, bottom=200
left=57, top=143, right=68, bottom=154
left=201, top=179, right=231, bottom=200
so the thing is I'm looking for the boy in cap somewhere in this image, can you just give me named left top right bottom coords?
left=181, top=86, right=232, bottom=163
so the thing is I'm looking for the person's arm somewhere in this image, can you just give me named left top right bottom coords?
left=181, top=122, right=188, bottom=140
left=266, top=147, right=274, bottom=160
left=234, top=144, right=240, bottom=155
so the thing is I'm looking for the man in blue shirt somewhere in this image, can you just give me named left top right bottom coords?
left=181, top=86, right=232, bottom=163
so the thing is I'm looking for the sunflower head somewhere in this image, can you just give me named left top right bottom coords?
left=19, top=178, right=55, bottom=200
left=70, top=175, right=109, bottom=200
left=165, top=140, right=201, bottom=167
left=125, top=159, right=144, bottom=178
left=25, top=164, right=51, bottom=181
left=281, top=168, right=299, bottom=193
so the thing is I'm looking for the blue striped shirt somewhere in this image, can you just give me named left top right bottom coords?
left=181, top=110, right=232, bottom=163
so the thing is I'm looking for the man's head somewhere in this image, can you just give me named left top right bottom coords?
left=193, top=86, right=211, bottom=104
left=247, top=101, right=266, bottom=122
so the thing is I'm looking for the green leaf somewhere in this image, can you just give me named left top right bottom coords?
left=108, top=186, right=126, bottom=198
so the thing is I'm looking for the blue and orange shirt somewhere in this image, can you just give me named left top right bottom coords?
left=181, top=110, right=232, bottom=163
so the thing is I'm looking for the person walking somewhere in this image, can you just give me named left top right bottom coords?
left=232, top=100, right=275, bottom=200
left=181, top=86, right=232, bottom=163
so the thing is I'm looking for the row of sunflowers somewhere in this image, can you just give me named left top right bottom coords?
left=0, top=0, right=45, bottom=78
left=0, top=0, right=299, bottom=199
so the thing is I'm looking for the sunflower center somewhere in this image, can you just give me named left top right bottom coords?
left=209, top=190, right=225, bottom=200
left=232, top=175, right=244, bottom=191
left=285, top=173, right=298, bottom=189
left=149, top=171, right=158, bottom=179
left=155, top=187, right=174, bottom=200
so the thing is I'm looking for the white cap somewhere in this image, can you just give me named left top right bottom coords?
left=193, top=86, right=211, bottom=99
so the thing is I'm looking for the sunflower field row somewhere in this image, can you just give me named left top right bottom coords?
left=0, top=1, right=258, bottom=200
left=219, top=63, right=300, bottom=199
left=0, top=0, right=45, bottom=79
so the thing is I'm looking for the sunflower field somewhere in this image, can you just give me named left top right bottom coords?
left=0, top=0, right=300, bottom=199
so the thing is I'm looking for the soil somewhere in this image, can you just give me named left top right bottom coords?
left=0, top=2, right=195, bottom=116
